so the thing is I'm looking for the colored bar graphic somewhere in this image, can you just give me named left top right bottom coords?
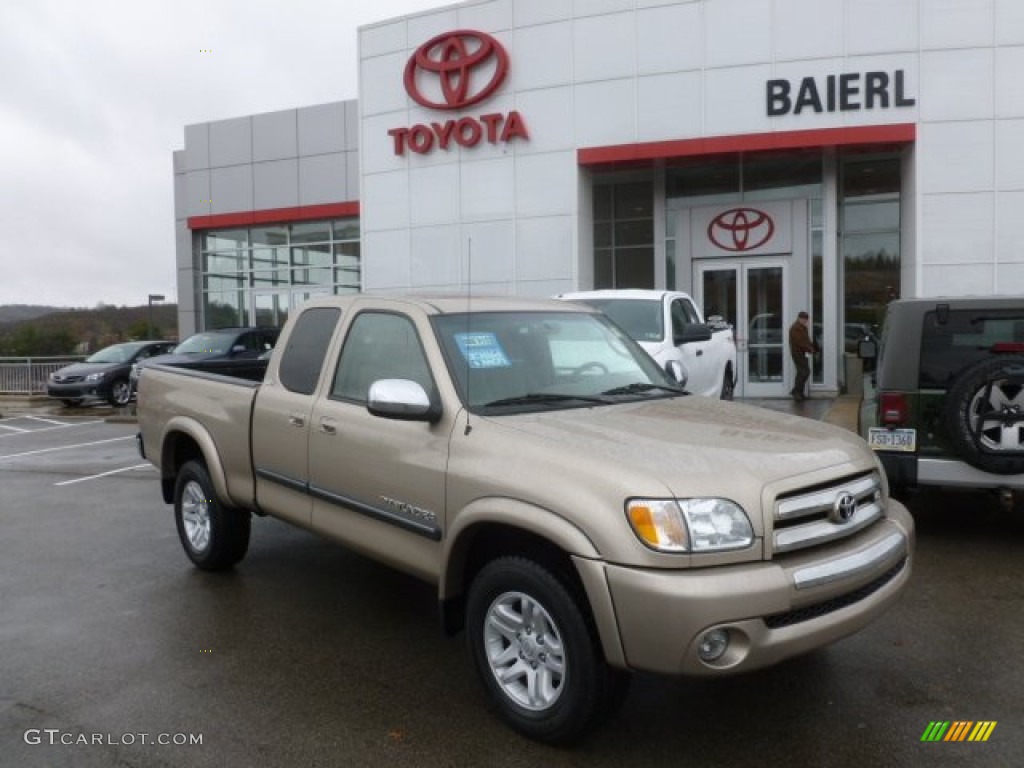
left=969, top=722, right=997, bottom=742
left=945, top=721, right=972, bottom=741
left=921, top=722, right=949, bottom=741
left=921, top=721, right=996, bottom=742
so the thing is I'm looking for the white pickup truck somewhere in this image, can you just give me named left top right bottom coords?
left=558, top=290, right=737, bottom=399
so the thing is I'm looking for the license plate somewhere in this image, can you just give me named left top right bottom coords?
left=868, top=427, right=916, bottom=452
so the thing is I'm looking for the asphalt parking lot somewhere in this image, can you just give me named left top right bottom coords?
left=1, top=412, right=1022, bottom=767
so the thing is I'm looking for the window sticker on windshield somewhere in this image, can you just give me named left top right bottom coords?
left=454, top=333, right=511, bottom=368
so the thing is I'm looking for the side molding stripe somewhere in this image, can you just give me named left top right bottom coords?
left=255, top=466, right=442, bottom=541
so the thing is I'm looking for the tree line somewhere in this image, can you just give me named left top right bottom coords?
left=0, top=304, right=178, bottom=357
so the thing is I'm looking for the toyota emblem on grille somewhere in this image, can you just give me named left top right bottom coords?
left=831, top=493, right=858, bottom=524
left=404, top=30, right=509, bottom=111
left=707, top=208, right=775, bottom=252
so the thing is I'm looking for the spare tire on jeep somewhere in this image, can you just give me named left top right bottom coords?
left=943, top=355, right=1024, bottom=475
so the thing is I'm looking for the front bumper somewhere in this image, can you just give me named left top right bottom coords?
left=47, top=381, right=108, bottom=400
left=879, top=452, right=1024, bottom=490
left=596, top=502, right=913, bottom=676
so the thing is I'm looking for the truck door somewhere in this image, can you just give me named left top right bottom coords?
left=308, top=310, right=449, bottom=580
left=252, top=307, right=341, bottom=528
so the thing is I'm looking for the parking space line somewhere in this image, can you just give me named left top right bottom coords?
left=0, top=436, right=133, bottom=461
left=0, top=421, right=104, bottom=439
left=55, top=463, right=153, bottom=486
left=0, top=424, right=29, bottom=433
left=22, top=415, right=73, bottom=426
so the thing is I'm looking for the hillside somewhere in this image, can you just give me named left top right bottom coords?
left=0, top=303, right=179, bottom=356
left=0, top=305, right=67, bottom=325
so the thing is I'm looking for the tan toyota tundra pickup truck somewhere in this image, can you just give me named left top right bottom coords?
left=137, top=294, right=914, bottom=744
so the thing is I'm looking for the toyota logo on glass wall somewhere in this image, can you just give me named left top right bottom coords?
left=708, top=208, right=776, bottom=252
left=404, top=30, right=509, bottom=110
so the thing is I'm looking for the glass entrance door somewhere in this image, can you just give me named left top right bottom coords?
left=696, top=260, right=788, bottom=398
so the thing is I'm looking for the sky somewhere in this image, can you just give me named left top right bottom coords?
left=0, top=0, right=452, bottom=309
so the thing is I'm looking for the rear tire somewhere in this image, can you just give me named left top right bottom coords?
left=943, top=356, right=1024, bottom=475
left=173, top=460, right=250, bottom=570
left=465, top=557, right=629, bottom=745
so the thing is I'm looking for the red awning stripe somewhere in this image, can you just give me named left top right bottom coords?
left=578, top=124, right=916, bottom=166
left=187, top=201, right=360, bottom=230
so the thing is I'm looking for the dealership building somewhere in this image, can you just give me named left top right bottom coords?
left=173, top=0, right=1024, bottom=398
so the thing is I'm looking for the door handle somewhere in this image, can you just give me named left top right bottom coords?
left=288, top=413, right=305, bottom=428
left=319, top=418, right=337, bottom=435
left=695, top=349, right=704, bottom=356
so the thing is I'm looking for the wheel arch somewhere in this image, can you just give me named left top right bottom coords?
left=439, top=501, right=626, bottom=668
left=159, top=418, right=231, bottom=506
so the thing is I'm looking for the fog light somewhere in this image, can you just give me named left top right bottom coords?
left=698, top=629, right=730, bottom=663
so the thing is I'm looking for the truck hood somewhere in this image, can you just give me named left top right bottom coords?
left=488, top=395, right=870, bottom=496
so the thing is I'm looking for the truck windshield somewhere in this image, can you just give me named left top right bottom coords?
left=567, top=298, right=664, bottom=343
left=433, top=311, right=680, bottom=413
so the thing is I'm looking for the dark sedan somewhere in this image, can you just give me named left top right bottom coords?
left=47, top=341, right=177, bottom=407
left=131, top=327, right=280, bottom=391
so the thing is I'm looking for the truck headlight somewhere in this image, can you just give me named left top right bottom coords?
left=626, top=498, right=753, bottom=553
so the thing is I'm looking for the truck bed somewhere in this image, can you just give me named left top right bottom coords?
left=137, top=363, right=262, bottom=511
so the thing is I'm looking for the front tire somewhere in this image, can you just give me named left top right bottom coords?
left=107, top=377, right=132, bottom=407
left=465, top=557, right=628, bottom=745
left=719, top=365, right=735, bottom=400
left=173, top=460, right=250, bottom=570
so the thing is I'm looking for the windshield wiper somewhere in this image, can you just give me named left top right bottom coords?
left=600, top=382, right=685, bottom=397
left=483, top=392, right=610, bottom=407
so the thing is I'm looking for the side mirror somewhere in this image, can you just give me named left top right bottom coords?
left=367, top=379, right=441, bottom=423
left=674, top=323, right=714, bottom=346
left=858, top=339, right=877, bottom=360
left=665, top=360, right=688, bottom=388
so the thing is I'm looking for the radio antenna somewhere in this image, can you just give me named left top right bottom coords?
left=464, top=236, right=473, bottom=436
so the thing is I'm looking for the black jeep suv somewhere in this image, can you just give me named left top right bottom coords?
left=860, top=296, right=1024, bottom=501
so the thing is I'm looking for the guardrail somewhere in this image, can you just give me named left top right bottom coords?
left=0, top=357, right=85, bottom=395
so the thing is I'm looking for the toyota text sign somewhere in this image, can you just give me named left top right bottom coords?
left=388, top=30, right=529, bottom=156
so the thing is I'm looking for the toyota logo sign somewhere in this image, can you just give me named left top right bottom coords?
left=404, top=30, right=509, bottom=111
left=707, top=208, right=775, bottom=252
left=389, top=29, right=528, bottom=156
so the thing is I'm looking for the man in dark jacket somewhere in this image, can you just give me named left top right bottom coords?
left=788, top=311, right=818, bottom=401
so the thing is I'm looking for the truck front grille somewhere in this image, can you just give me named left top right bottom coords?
left=772, top=472, right=884, bottom=555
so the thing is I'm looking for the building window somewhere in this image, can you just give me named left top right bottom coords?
left=811, top=198, right=824, bottom=384
left=593, top=180, right=654, bottom=289
left=840, top=158, right=900, bottom=346
left=197, top=218, right=360, bottom=329
left=666, top=150, right=821, bottom=205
